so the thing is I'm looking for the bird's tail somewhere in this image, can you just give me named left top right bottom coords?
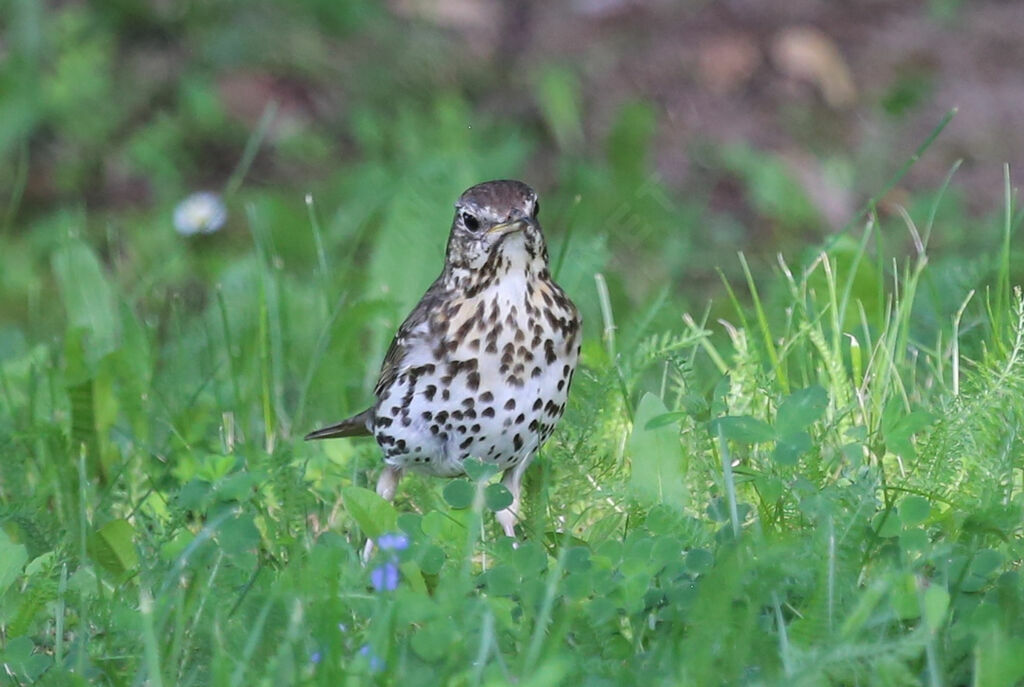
left=304, top=409, right=374, bottom=440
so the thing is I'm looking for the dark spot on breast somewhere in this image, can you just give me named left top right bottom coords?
left=532, top=398, right=543, bottom=411
left=515, top=413, right=525, bottom=424
left=469, top=338, right=481, bottom=351
left=557, top=380, right=565, bottom=391
left=528, top=419, right=539, bottom=431
left=507, top=375, right=524, bottom=388
left=480, top=391, right=494, bottom=402
left=461, top=397, right=475, bottom=408
left=504, top=398, right=516, bottom=410
left=482, top=407, right=495, bottom=418
left=422, top=411, right=433, bottom=420
left=401, top=416, right=412, bottom=427
left=452, top=410, right=464, bottom=420
left=531, top=366, right=542, bottom=378
left=377, top=417, right=393, bottom=428
left=471, top=423, right=481, bottom=433
left=401, top=387, right=416, bottom=411
left=436, top=411, right=449, bottom=424
left=467, top=371, right=480, bottom=391
left=459, top=436, right=474, bottom=450
left=544, top=339, right=557, bottom=365
left=545, top=308, right=561, bottom=331
left=456, top=315, right=475, bottom=340
left=513, top=434, right=523, bottom=451
left=424, top=385, right=437, bottom=401
left=442, top=389, right=450, bottom=400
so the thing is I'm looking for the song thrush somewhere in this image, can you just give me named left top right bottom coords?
left=306, top=180, right=581, bottom=540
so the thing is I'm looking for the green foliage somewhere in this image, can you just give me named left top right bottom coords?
left=629, top=392, right=687, bottom=508
left=341, top=487, right=398, bottom=539
left=1, top=6, right=1023, bottom=684
left=719, top=144, right=822, bottom=231
left=4, top=174, right=1021, bottom=684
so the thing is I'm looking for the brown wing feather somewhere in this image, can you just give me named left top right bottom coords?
left=373, top=274, right=450, bottom=396
left=307, top=274, right=452, bottom=441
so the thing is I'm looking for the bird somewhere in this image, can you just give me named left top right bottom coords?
left=306, top=179, right=582, bottom=542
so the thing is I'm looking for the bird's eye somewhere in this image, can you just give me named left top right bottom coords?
left=462, top=211, right=480, bottom=232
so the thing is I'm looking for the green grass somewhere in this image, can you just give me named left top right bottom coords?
left=3, top=155, right=1024, bottom=685
left=3, top=6, right=1024, bottom=681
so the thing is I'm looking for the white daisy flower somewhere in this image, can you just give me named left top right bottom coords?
left=173, top=191, right=227, bottom=236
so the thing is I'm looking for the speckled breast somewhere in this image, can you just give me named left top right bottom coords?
left=372, top=277, right=580, bottom=477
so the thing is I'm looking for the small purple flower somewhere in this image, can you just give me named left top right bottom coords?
left=359, top=644, right=385, bottom=673
left=310, top=650, right=322, bottom=665
left=377, top=532, right=409, bottom=551
left=370, top=562, right=399, bottom=592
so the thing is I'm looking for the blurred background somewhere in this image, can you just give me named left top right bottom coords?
left=2, top=0, right=1022, bottom=373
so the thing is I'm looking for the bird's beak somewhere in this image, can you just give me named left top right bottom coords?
left=486, top=218, right=530, bottom=237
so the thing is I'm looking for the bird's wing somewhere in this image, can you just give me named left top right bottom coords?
left=373, top=274, right=450, bottom=397
left=306, top=274, right=451, bottom=441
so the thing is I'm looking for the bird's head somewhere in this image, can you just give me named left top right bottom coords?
left=444, top=180, right=548, bottom=279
